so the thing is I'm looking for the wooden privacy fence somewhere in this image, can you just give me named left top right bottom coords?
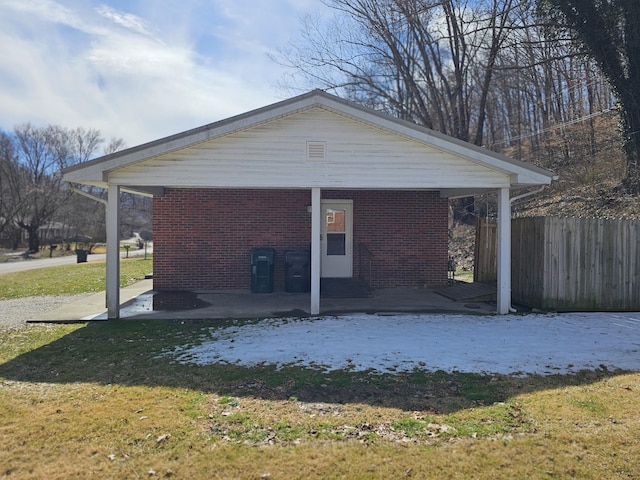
left=475, top=216, right=640, bottom=310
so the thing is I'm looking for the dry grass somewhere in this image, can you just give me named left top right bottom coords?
left=0, top=321, right=638, bottom=479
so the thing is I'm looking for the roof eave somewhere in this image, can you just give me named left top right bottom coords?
left=63, top=89, right=557, bottom=190
left=62, top=90, right=328, bottom=180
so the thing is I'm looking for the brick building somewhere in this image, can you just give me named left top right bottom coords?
left=63, top=90, right=555, bottom=318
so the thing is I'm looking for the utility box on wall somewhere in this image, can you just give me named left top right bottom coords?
left=250, top=247, right=275, bottom=293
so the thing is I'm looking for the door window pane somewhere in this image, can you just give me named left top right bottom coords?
left=326, top=209, right=346, bottom=232
left=326, top=208, right=347, bottom=255
left=327, top=233, right=346, bottom=255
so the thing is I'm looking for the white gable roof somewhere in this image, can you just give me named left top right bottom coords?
left=63, top=90, right=556, bottom=197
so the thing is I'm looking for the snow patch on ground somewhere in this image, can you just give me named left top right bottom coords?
left=166, top=313, right=640, bottom=375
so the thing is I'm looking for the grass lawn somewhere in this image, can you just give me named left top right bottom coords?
left=0, top=257, right=153, bottom=300
left=0, top=319, right=638, bottom=479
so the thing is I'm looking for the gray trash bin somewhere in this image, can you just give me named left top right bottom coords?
left=76, top=249, right=88, bottom=263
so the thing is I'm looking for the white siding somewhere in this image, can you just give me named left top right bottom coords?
left=108, top=107, right=510, bottom=189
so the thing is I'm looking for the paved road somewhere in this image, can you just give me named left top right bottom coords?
left=0, top=247, right=151, bottom=275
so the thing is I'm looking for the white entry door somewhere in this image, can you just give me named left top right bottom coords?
left=321, top=200, right=353, bottom=278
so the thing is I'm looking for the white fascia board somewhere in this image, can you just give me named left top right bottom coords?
left=62, top=170, right=106, bottom=187
left=121, top=186, right=162, bottom=197
left=440, top=188, right=495, bottom=198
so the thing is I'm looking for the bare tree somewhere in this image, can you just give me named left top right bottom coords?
left=7, top=124, right=109, bottom=252
left=281, top=0, right=526, bottom=146
left=104, top=137, right=126, bottom=156
left=539, top=0, right=640, bottom=192
left=0, top=132, right=23, bottom=244
left=61, top=136, right=129, bottom=248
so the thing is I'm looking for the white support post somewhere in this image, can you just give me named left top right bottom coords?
left=106, top=184, right=121, bottom=319
left=496, top=187, right=511, bottom=314
left=310, top=188, right=321, bottom=315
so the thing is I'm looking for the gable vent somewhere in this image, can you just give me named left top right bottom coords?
left=307, top=141, right=327, bottom=161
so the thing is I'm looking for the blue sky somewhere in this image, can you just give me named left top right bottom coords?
left=0, top=0, right=330, bottom=148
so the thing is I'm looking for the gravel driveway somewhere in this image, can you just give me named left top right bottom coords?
left=0, top=294, right=91, bottom=329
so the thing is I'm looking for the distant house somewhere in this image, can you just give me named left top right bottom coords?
left=36, top=222, right=75, bottom=244
left=1, top=219, right=70, bottom=249
left=63, top=90, right=556, bottom=318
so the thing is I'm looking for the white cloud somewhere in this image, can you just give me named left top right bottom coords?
left=1, top=0, right=84, bottom=30
left=0, top=0, right=329, bottom=147
left=95, top=4, right=164, bottom=44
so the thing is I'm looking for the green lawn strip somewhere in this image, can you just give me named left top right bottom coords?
left=0, top=257, right=153, bottom=300
left=0, top=320, right=638, bottom=479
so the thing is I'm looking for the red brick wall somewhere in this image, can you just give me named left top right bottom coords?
left=153, top=189, right=448, bottom=291
left=323, top=190, right=449, bottom=288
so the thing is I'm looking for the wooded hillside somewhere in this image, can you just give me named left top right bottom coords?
left=509, top=112, right=640, bottom=219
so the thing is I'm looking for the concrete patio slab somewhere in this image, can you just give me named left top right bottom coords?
left=27, top=280, right=496, bottom=323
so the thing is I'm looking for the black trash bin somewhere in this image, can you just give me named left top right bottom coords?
left=76, top=249, right=88, bottom=263
left=251, top=248, right=275, bottom=293
left=285, top=250, right=310, bottom=293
